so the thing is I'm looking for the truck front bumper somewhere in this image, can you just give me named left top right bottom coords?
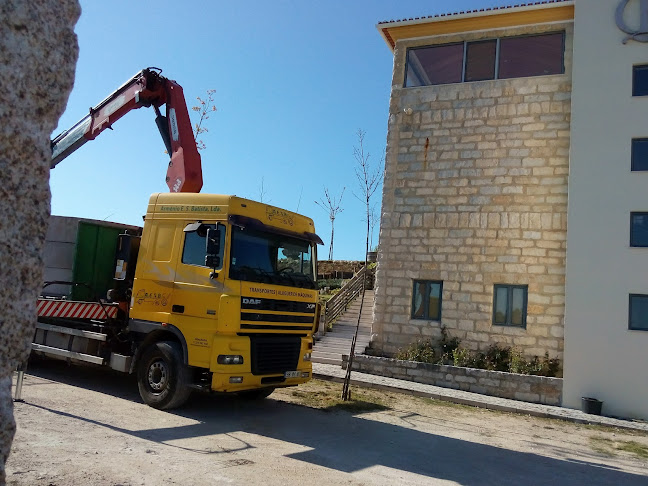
left=210, top=367, right=312, bottom=393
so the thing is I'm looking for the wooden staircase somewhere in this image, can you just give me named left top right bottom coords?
left=312, top=290, right=374, bottom=366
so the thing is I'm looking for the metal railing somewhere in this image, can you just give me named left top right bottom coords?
left=323, top=266, right=367, bottom=330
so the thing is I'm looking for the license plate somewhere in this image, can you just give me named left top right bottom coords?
left=284, top=371, right=301, bottom=378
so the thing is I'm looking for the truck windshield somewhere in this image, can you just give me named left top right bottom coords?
left=229, top=226, right=316, bottom=289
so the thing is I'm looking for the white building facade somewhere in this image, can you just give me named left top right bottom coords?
left=562, top=0, right=648, bottom=420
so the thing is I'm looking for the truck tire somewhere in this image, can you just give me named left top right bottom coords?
left=137, top=341, right=191, bottom=410
left=237, top=387, right=275, bottom=400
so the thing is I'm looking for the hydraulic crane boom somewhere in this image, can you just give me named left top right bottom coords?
left=50, top=67, right=203, bottom=193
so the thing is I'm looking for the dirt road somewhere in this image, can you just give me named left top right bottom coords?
left=5, top=361, right=648, bottom=485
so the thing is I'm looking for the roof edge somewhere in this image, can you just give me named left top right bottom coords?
left=377, top=0, right=574, bottom=50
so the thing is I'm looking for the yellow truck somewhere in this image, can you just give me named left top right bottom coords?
left=36, top=68, right=321, bottom=408
left=37, top=194, right=321, bottom=409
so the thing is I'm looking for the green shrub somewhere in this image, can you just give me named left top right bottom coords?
left=438, top=325, right=461, bottom=364
left=396, top=339, right=436, bottom=364
left=398, top=336, right=561, bottom=377
left=484, top=343, right=512, bottom=372
left=452, top=347, right=471, bottom=367
left=318, top=278, right=343, bottom=290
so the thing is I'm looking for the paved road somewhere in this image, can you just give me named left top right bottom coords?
left=6, top=362, right=648, bottom=486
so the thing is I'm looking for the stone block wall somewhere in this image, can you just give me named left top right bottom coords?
left=373, top=24, right=573, bottom=359
left=346, top=355, right=562, bottom=406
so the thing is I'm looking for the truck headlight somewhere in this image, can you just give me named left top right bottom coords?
left=303, top=352, right=312, bottom=361
left=218, top=355, right=244, bottom=365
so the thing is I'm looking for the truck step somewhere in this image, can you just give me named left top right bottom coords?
left=31, top=343, right=105, bottom=365
left=36, top=322, right=107, bottom=341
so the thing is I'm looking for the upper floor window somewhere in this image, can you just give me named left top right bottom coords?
left=630, top=212, right=648, bottom=247
left=631, top=138, right=648, bottom=171
left=411, top=280, right=443, bottom=321
left=405, top=32, right=565, bottom=88
left=629, top=294, right=648, bottom=330
left=632, top=65, right=648, bottom=96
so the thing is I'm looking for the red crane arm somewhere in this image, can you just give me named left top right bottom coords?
left=50, top=68, right=203, bottom=193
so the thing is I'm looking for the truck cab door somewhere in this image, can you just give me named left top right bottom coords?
left=171, top=222, right=228, bottom=366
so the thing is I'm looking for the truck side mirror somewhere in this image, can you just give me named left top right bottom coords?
left=205, top=227, right=221, bottom=270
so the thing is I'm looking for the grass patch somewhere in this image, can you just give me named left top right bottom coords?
left=589, top=437, right=617, bottom=457
left=589, top=436, right=648, bottom=459
left=286, top=381, right=390, bottom=414
left=616, top=440, right=648, bottom=459
left=326, top=400, right=390, bottom=414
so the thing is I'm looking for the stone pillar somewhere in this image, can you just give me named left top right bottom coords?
left=0, top=1, right=79, bottom=482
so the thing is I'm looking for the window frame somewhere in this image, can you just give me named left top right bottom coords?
left=629, top=294, right=648, bottom=331
left=181, top=222, right=226, bottom=269
left=632, top=64, right=648, bottom=97
left=492, top=284, right=528, bottom=328
left=405, top=42, right=464, bottom=87
left=631, top=138, right=648, bottom=171
left=411, top=280, right=443, bottom=321
left=404, top=31, right=565, bottom=88
left=630, top=212, right=648, bottom=248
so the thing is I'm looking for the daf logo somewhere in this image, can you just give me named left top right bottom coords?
left=616, top=0, right=648, bottom=43
left=242, top=298, right=261, bottom=305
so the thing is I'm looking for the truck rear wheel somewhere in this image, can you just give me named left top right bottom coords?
left=137, top=341, right=191, bottom=410
left=237, top=387, right=275, bottom=400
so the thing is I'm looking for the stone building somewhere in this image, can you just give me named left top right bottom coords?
left=373, top=1, right=573, bottom=359
left=372, top=0, right=648, bottom=420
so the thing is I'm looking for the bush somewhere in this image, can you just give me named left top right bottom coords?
left=438, top=325, right=461, bottom=364
left=317, top=278, right=343, bottom=290
left=452, top=347, right=471, bottom=367
left=400, top=334, right=561, bottom=377
left=484, top=343, right=512, bottom=372
left=396, top=339, right=436, bottom=364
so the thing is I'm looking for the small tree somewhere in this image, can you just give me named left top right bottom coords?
left=369, top=202, right=380, bottom=250
left=191, top=89, right=217, bottom=150
left=314, top=187, right=345, bottom=260
left=342, top=129, right=384, bottom=401
left=258, top=176, right=270, bottom=203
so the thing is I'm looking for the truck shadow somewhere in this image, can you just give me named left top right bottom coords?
left=21, top=361, right=648, bottom=485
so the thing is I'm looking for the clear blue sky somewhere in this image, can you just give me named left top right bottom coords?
left=51, top=0, right=517, bottom=261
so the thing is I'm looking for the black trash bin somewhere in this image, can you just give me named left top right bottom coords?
left=581, top=397, right=603, bottom=415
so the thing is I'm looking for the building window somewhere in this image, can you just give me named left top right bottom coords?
left=498, top=33, right=565, bottom=79
left=411, top=280, right=443, bottom=320
left=633, top=65, right=648, bottom=96
left=465, top=40, right=497, bottom=82
left=631, top=138, right=648, bottom=171
left=406, top=43, right=463, bottom=87
left=631, top=212, right=648, bottom=247
left=493, top=284, right=527, bottom=327
left=405, top=32, right=564, bottom=87
left=629, top=294, right=648, bottom=330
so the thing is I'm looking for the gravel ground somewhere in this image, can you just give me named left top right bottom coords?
left=5, top=360, right=648, bottom=486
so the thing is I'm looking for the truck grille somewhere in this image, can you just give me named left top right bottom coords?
left=250, top=335, right=301, bottom=375
left=240, top=297, right=315, bottom=333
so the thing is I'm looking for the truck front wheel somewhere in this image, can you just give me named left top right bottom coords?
left=137, top=341, right=191, bottom=410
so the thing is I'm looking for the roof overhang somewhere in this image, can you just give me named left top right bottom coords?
left=377, top=1, right=574, bottom=51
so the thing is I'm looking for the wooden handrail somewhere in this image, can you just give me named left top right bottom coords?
left=323, top=266, right=367, bottom=328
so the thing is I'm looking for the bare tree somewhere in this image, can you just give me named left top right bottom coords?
left=314, top=187, right=345, bottom=260
left=342, top=129, right=384, bottom=401
left=258, top=176, right=270, bottom=203
left=191, top=89, right=217, bottom=151
left=369, top=202, right=381, bottom=250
